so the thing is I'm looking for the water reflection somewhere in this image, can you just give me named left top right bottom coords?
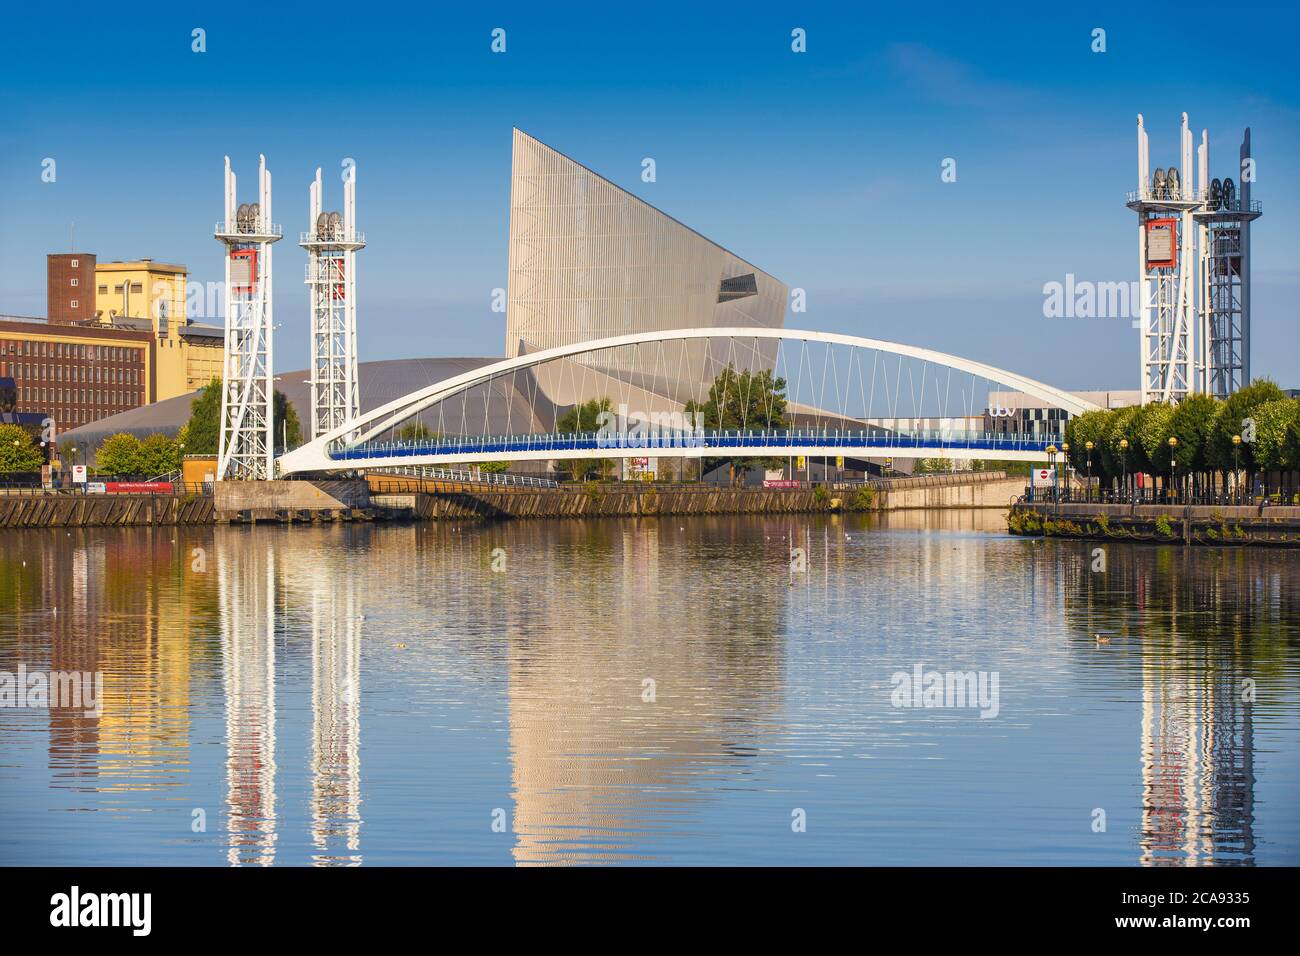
left=502, top=520, right=786, bottom=864
left=1065, top=546, right=1290, bottom=865
left=0, top=529, right=196, bottom=794
left=306, top=551, right=363, bottom=865
left=1, top=517, right=1297, bottom=866
left=219, top=541, right=278, bottom=866
left=216, top=533, right=366, bottom=866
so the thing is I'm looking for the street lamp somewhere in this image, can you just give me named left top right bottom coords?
left=1061, top=442, right=1070, bottom=500
left=1046, top=443, right=1058, bottom=505
left=1167, top=436, right=1178, bottom=503
left=1119, top=438, right=1129, bottom=502
left=1232, top=434, right=1242, bottom=503
left=1085, top=440, right=1094, bottom=503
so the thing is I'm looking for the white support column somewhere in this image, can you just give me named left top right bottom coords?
left=216, top=154, right=281, bottom=480
left=1136, top=116, right=1151, bottom=403
left=302, top=161, right=365, bottom=441
left=1239, top=128, right=1253, bottom=386
left=1132, top=113, right=1201, bottom=404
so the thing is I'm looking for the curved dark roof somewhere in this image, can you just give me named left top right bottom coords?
left=59, top=356, right=503, bottom=464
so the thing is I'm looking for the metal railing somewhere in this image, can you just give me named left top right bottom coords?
left=214, top=220, right=282, bottom=237
left=1126, top=188, right=1262, bottom=214
left=373, top=465, right=558, bottom=488
left=299, top=230, right=365, bottom=246
left=0, top=479, right=211, bottom=497
left=331, top=428, right=1059, bottom=462
left=1020, top=487, right=1285, bottom=507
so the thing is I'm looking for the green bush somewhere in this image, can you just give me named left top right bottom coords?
left=1006, top=509, right=1043, bottom=535
left=847, top=486, right=876, bottom=511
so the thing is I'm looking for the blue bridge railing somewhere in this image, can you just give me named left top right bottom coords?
left=328, top=428, right=1058, bottom=461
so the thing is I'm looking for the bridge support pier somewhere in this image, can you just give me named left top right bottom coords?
left=214, top=479, right=370, bottom=523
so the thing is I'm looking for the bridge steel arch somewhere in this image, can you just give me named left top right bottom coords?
left=277, top=327, right=1099, bottom=474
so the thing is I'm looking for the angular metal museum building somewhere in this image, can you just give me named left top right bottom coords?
left=505, top=129, right=787, bottom=407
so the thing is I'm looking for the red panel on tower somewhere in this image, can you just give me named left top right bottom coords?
left=1145, top=218, right=1178, bottom=270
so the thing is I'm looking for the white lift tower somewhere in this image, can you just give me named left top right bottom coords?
left=301, top=164, right=365, bottom=440
left=1129, top=114, right=1261, bottom=404
left=216, top=155, right=282, bottom=480
left=1196, top=128, right=1261, bottom=398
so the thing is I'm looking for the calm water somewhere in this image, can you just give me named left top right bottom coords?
left=1, top=511, right=1297, bottom=866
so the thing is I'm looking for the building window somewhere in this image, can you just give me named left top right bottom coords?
left=70, top=259, right=79, bottom=267
left=98, top=285, right=107, bottom=295
left=70, top=278, right=79, bottom=287
left=70, top=299, right=78, bottom=308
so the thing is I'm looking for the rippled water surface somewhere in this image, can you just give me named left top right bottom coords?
left=1, top=511, right=1297, bottom=865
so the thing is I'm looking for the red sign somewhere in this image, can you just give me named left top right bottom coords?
left=230, top=248, right=258, bottom=293
left=763, top=480, right=802, bottom=489
left=104, top=482, right=173, bottom=493
left=1145, top=218, right=1178, bottom=270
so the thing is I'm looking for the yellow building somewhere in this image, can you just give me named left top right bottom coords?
left=93, top=259, right=223, bottom=399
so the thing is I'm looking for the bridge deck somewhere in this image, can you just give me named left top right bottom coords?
left=329, top=429, right=1055, bottom=464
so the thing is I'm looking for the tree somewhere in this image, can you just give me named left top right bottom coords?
left=1063, top=410, right=1112, bottom=480
left=1252, top=399, right=1299, bottom=495
left=685, top=364, right=789, bottom=482
left=1169, top=393, right=1217, bottom=473
left=0, top=424, right=43, bottom=472
left=1207, top=378, right=1286, bottom=475
left=138, top=433, right=182, bottom=476
left=184, top=379, right=221, bottom=455
left=396, top=421, right=436, bottom=442
left=1100, top=406, right=1141, bottom=487
left=96, top=433, right=144, bottom=475
left=556, top=397, right=614, bottom=481
left=274, top=390, right=302, bottom=451
left=183, top=378, right=302, bottom=455
left=1135, top=402, right=1175, bottom=480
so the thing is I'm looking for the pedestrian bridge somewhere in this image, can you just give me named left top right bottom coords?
left=277, top=327, right=1095, bottom=475
left=324, top=429, right=1054, bottom=469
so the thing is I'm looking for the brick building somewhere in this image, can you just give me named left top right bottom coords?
left=46, top=253, right=97, bottom=325
left=0, top=317, right=155, bottom=430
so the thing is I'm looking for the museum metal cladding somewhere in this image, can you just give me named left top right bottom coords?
left=505, top=129, right=787, bottom=405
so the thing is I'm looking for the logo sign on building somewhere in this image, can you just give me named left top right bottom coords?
left=71, top=464, right=87, bottom=483
left=987, top=405, right=1018, bottom=418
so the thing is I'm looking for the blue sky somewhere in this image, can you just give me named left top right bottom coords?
left=1, top=1, right=1296, bottom=389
